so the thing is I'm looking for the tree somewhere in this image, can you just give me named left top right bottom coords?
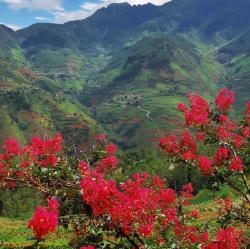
left=0, top=89, right=249, bottom=248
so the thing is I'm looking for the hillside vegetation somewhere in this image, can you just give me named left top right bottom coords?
left=0, top=0, right=250, bottom=148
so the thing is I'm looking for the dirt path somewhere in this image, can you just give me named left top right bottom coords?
left=138, top=106, right=150, bottom=118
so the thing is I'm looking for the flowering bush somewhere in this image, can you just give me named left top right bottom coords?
left=0, top=88, right=249, bottom=248
left=160, top=89, right=250, bottom=198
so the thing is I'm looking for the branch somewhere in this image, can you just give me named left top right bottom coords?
left=134, top=232, right=145, bottom=245
left=123, top=233, right=139, bottom=249
left=221, top=176, right=250, bottom=203
left=106, top=239, right=120, bottom=246
left=242, top=174, right=250, bottom=195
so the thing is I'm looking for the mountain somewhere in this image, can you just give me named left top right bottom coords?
left=0, top=0, right=250, bottom=148
left=0, top=25, right=99, bottom=148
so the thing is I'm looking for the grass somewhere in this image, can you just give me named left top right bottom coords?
left=191, top=186, right=232, bottom=205
left=11, top=48, right=29, bottom=68
left=0, top=109, right=27, bottom=145
left=170, top=62, right=189, bottom=78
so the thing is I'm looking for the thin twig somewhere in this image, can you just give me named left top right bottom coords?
left=221, top=176, right=250, bottom=203
left=242, top=174, right=250, bottom=195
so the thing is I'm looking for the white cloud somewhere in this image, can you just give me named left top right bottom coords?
left=0, top=0, right=171, bottom=26
left=52, top=10, right=89, bottom=24
left=54, top=0, right=171, bottom=24
left=0, top=0, right=63, bottom=11
left=35, top=16, right=51, bottom=21
left=0, top=22, right=22, bottom=30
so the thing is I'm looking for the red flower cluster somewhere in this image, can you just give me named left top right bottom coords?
left=159, top=132, right=197, bottom=161
left=233, top=134, right=245, bottom=148
left=22, top=134, right=62, bottom=168
left=229, top=156, right=243, bottom=171
left=96, top=134, right=105, bottom=141
left=28, top=197, right=60, bottom=239
left=0, top=134, right=62, bottom=188
left=212, top=147, right=230, bottom=166
left=206, top=227, right=246, bottom=249
left=180, top=183, right=193, bottom=198
left=215, top=88, right=234, bottom=112
left=160, top=88, right=249, bottom=176
left=80, top=246, right=95, bottom=249
left=178, top=93, right=210, bottom=127
left=2, top=139, right=20, bottom=157
left=106, top=142, right=116, bottom=155
left=80, top=168, right=198, bottom=240
left=245, top=102, right=250, bottom=124
left=198, top=156, right=213, bottom=176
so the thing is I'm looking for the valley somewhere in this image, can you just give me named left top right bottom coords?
left=0, top=0, right=250, bottom=149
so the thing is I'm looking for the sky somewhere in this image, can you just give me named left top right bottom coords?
left=0, top=0, right=171, bottom=31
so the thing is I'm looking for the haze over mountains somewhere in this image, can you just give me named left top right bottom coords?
left=0, top=0, right=250, bottom=148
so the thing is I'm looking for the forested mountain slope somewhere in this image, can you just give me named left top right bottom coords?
left=0, top=0, right=250, bottom=148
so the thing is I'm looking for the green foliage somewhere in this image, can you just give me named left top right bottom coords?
left=0, top=186, right=42, bottom=220
left=117, top=148, right=167, bottom=177
left=0, top=111, right=6, bottom=129
left=29, top=50, right=68, bottom=70
left=164, top=162, right=207, bottom=194
left=116, top=148, right=209, bottom=194
left=0, top=91, right=31, bottom=114
left=191, top=186, right=231, bottom=205
left=37, top=78, right=62, bottom=93
left=108, top=35, right=177, bottom=81
left=17, top=120, right=29, bottom=131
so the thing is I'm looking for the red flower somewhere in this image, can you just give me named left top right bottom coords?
left=198, top=156, right=213, bottom=176
left=46, top=197, right=60, bottom=211
left=8, top=181, right=14, bottom=188
left=180, top=183, right=193, bottom=198
left=196, top=133, right=205, bottom=142
left=80, top=246, right=95, bottom=249
left=158, top=137, right=167, bottom=147
left=215, top=88, right=234, bottom=112
left=233, top=134, right=245, bottom=148
left=215, top=227, right=246, bottom=249
left=159, top=135, right=180, bottom=156
left=101, top=155, right=118, bottom=172
left=245, top=102, right=250, bottom=124
left=28, top=197, right=60, bottom=239
left=183, top=93, right=210, bottom=127
left=201, top=232, right=209, bottom=242
left=218, top=115, right=228, bottom=123
left=229, top=156, right=243, bottom=171
left=212, top=147, right=230, bottom=165
left=78, top=161, right=90, bottom=176
left=242, top=126, right=250, bottom=138
left=177, top=102, right=188, bottom=112
left=97, top=134, right=105, bottom=141
left=224, top=198, right=233, bottom=211
left=106, top=142, right=116, bottom=155
left=191, top=210, right=199, bottom=218
left=28, top=207, right=58, bottom=239
left=217, top=126, right=231, bottom=142
left=3, top=139, right=20, bottom=156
